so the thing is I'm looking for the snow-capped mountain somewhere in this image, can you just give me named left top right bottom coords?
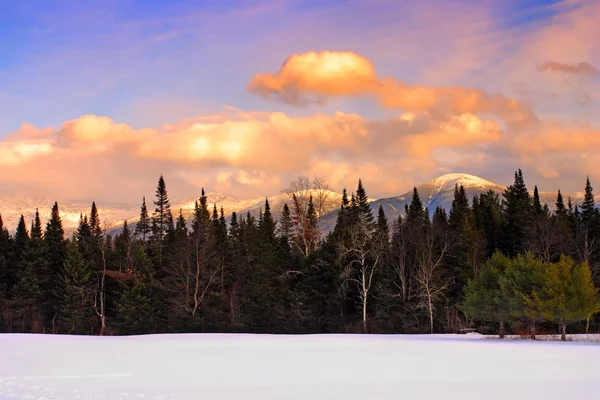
left=1, top=173, right=595, bottom=235
left=112, top=190, right=345, bottom=235
left=319, top=173, right=594, bottom=231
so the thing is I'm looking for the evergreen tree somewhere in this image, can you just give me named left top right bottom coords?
left=461, top=252, right=512, bottom=338
left=89, top=201, right=101, bottom=238
left=525, top=256, right=599, bottom=341
left=57, top=241, right=91, bottom=333
left=532, top=186, right=544, bottom=217
left=116, top=246, right=157, bottom=335
left=581, top=176, right=597, bottom=229
left=555, top=190, right=567, bottom=217
left=76, top=213, right=92, bottom=256
left=135, top=196, right=151, bottom=243
left=11, top=211, right=45, bottom=332
left=449, top=184, right=470, bottom=232
left=355, top=179, right=374, bottom=226
left=151, top=175, right=174, bottom=268
left=376, top=205, right=390, bottom=244
left=278, top=203, right=294, bottom=243
left=7, top=215, right=29, bottom=294
left=502, top=169, right=532, bottom=256
left=407, top=188, right=427, bottom=224
left=0, top=214, right=11, bottom=308
left=44, top=202, right=66, bottom=329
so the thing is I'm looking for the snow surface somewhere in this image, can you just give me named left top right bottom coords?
left=1, top=333, right=598, bottom=400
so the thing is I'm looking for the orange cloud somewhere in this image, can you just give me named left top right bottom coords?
left=247, top=51, right=379, bottom=105
left=248, top=50, right=537, bottom=127
left=0, top=108, right=503, bottom=204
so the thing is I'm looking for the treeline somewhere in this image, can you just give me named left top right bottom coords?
left=0, top=170, right=599, bottom=337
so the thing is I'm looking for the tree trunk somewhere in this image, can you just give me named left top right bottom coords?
left=428, top=294, right=434, bottom=334
left=530, top=322, right=536, bottom=340
left=362, top=295, right=368, bottom=334
left=499, top=321, right=505, bottom=339
left=586, top=318, right=590, bottom=333
left=560, top=324, right=567, bottom=342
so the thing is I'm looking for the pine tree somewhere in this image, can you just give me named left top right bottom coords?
left=76, top=213, right=92, bottom=256
left=11, top=211, right=45, bottom=332
left=151, top=175, right=174, bottom=268
left=89, top=201, right=101, bottom=238
left=57, top=241, right=91, bottom=333
left=532, top=186, right=543, bottom=217
left=462, top=252, right=513, bottom=338
left=581, top=176, right=598, bottom=233
left=376, top=205, right=390, bottom=244
left=278, top=203, right=294, bottom=243
left=0, top=214, right=11, bottom=304
left=44, top=202, right=66, bottom=329
left=116, top=247, right=157, bottom=335
left=355, top=179, right=374, bottom=226
left=407, top=188, right=427, bottom=224
left=135, top=196, right=151, bottom=243
left=7, top=215, right=29, bottom=294
left=449, top=184, right=470, bottom=232
left=525, top=256, right=599, bottom=341
left=555, top=190, right=566, bottom=217
left=502, top=169, right=532, bottom=257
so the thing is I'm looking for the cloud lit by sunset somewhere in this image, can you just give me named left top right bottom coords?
left=0, top=0, right=598, bottom=209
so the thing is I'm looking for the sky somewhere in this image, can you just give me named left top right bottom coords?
left=0, top=0, right=599, bottom=205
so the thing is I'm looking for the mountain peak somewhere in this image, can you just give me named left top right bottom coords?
left=426, top=173, right=501, bottom=190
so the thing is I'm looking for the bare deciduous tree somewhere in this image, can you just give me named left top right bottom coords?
left=415, top=223, right=452, bottom=334
left=284, top=175, right=334, bottom=257
left=93, top=221, right=113, bottom=336
left=337, top=222, right=384, bottom=333
left=527, top=216, right=560, bottom=262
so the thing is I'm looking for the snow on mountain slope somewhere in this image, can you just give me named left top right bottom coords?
left=112, top=190, right=344, bottom=234
left=319, top=173, right=594, bottom=231
left=2, top=173, right=595, bottom=236
left=0, top=196, right=139, bottom=234
left=1, top=333, right=598, bottom=399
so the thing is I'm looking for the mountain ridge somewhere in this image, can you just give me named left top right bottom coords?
left=0, top=173, right=596, bottom=234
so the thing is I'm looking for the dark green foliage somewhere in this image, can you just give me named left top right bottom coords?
left=2, top=171, right=600, bottom=337
left=43, top=203, right=67, bottom=330
left=151, top=175, right=174, bottom=269
left=57, top=241, right=91, bottom=334
left=462, top=252, right=512, bottom=337
left=135, top=196, right=151, bottom=243
left=10, top=213, right=45, bottom=332
left=502, top=169, right=532, bottom=257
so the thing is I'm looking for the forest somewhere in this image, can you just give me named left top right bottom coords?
left=0, top=169, right=598, bottom=339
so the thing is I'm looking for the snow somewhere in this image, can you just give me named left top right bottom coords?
left=1, top=333, right=598, bottom=399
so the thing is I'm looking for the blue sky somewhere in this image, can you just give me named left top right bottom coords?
left=0, top=0, right=598, bottom=205
left=0, top=0, right=574, bottom=134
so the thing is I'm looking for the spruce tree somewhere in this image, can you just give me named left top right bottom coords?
left=7, top=215, right=29, bottom=294
left=581, top=177, right=597, bottom=232
left=555, top=190, right=566, bottom=216
left=532, top=186, right=544, bottom=217
left=376, top=205, right=390, bottom=243
left=502, top=169, right=532, bottom=257
left=0, top=214, right=11, bottom=304
left=57, top=241, right=91, bottom=333
left=355, top=179, right=374, bottom=226
left=135, top=196, right=151, bottom=243
left=151, top=175, right=174, bottom=268
left=89, top=201, right=101, bottom=238
left=11, top=211, right=45, bottom=332
left=406, top=188, right=427, bottom=224
left=278, top=203, right=294, bottom=243
left=44, top=202, right=66, bottom=329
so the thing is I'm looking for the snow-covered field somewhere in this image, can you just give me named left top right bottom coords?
left=1, top=333, right=598, bottom=399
